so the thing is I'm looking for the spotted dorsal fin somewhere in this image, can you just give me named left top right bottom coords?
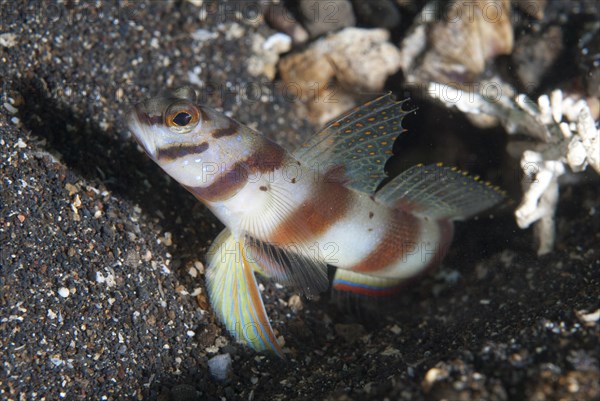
left=293, top=93, right=411, bottom=195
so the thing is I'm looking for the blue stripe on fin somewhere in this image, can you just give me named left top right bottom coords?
left=331, top=269, right=407, bottom=319
left=332, top=269, right=405, bottom=297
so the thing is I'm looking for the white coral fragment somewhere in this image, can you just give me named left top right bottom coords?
left=576, top=105, right=600, bottom=174
left=515, top=150, right=564, bottom=255
left=428, top=81, right=599, bottom=254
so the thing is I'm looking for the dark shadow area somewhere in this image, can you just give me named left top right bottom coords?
left=15, top=76, right=219, bottom=265
left=14, top=76, right=227, bottom=398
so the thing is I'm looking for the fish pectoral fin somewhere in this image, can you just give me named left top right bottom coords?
left=375, top=164, right=505, bottom=220
left=244, top=234, right=329, bottom=297
left=293, top=93, right=411, bottom=195
left=206, top=229, right=284, bottom=357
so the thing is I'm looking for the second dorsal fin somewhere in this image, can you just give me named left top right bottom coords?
left=293, top=93, right=411, bottom=195
left=375, top=164, right=505, bottom=220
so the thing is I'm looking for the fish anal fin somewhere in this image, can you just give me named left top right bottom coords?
left=333, top=268, right=405, bottom=298
left=331, top=269, right=407, bottom=320
left=206, top=229, right=284, bottom=357
left=375, top=164, right=504, bottom=220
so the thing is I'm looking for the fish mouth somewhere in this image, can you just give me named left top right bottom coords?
left=128, top=108, right=158, bottom=159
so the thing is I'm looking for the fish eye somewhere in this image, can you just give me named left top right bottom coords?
left=173, top=112, right=192, bottom=126
left=165, top=101, right=200, bottom=133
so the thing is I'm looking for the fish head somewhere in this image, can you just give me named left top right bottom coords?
left=128, top=86, right=246, bottom=189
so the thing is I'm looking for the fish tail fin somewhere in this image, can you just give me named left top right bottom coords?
left=375, top=164, right=504, bottom=220
left=206, top=229, right=284, bottom=357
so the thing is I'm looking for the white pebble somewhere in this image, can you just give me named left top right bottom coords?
left=191, top=28, right=218, bottom=42
left=194, top=261, right=205, bottom=274
left=262, top=32, right=292, bottom=54
left=95, top=272, right=105, bottom=283
left=4, top=102, right=18, bottom=114
left=0, top=33, right=17, bottom=48
left=58, top=287, right=70, bottom=298
left=208, top=353, right=232, bottom=382
left=50, top=356, right=64, bottom=367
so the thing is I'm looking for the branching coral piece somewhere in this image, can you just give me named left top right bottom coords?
left=429, top=81, right=600, bottom=254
